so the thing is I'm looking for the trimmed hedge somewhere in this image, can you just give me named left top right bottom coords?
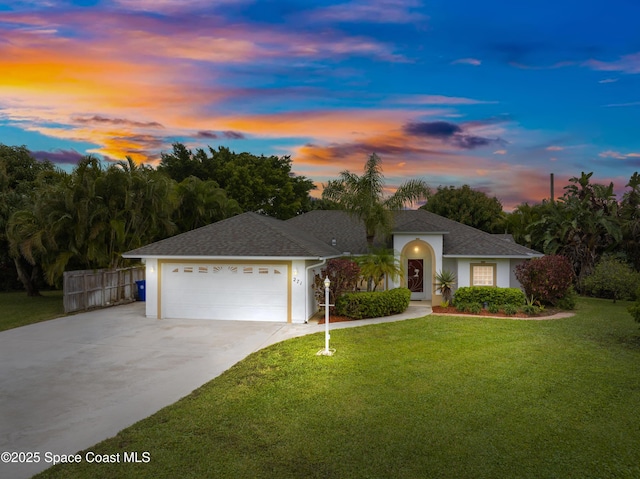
left=453, top=286, right=525, bottom=307
left=335, top=288, right=411, bottom=319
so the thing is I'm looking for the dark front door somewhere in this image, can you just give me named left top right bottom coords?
left=407, top=259, right=424, bottom=293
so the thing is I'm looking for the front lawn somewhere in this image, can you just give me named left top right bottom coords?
left=0, top=290, right=64, bottom=332
left=37, top=297, right=640, bottom=478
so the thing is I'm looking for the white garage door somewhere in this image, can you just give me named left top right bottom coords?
left=161, top=263, right=288, bottom=321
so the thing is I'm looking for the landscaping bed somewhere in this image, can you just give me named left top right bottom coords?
left=431, top=305, right=559, bottom=319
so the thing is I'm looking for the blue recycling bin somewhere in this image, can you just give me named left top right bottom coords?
left=135, top=280, right=146, bottom=301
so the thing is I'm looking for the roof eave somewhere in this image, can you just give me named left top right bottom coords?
left=392, top=231, right=450, bottom=235
left=122, top=254, right=344, bottom=261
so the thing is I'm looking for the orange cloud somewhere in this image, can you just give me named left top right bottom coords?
left=0, top=7, right=415, bottom=162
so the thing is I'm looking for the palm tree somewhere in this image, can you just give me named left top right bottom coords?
left=8, top=156, right=179, bottom=287
left=531, top=172, right=621, bottom=285
left=322, top=153, right=431, bottom=247
left=356, top=248, right=404, bottom=291
left=173, top=176, right=241, bottom=231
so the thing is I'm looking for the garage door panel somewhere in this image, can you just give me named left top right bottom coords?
left=161, top=263, right=288, bottom=321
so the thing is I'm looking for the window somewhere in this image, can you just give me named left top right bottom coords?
left=471, top=263, right=496, bottom=286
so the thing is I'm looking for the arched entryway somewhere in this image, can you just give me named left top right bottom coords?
left=401, top=239, right=435, bottom=301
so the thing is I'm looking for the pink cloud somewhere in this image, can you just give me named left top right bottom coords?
left=451, top=58, right=481, bottom=66
left=604, top=101, right=640, bottom=107
left=598, top=150, right=640, bottom=160
left=308, top=0, right=427, bottom=24
left=585, top=52, right=640, bottom=74
left=389, top=94, right=496, bottom=105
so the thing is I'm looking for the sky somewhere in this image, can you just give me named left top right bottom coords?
left=1, top=0, right=640, bottom=210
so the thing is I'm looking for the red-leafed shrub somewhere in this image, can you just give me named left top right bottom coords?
left=515, top=255, right=575, bottom=306
left=313, top=258, right=361, bottom=309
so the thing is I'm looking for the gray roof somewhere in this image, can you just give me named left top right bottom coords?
left=285, top=210, right=376, bottom=255
left=288, top=209, right=541, bottom=258
left=392, top=210, right=541, bottom=257
left=123, top=211, right=342, bottom=258
left=124, top=209, right=542, bottom=260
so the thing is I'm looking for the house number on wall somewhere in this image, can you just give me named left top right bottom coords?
left=292, top=278, right=303, bottom=286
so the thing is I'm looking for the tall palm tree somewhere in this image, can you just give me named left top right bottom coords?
left=322, top=153, right=431, bottom=247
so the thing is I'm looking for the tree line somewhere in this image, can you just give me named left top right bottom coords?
left=423, top=172, right=640, bottom=293
left=2, top=144, right=639, bottom=298
left=0, top=143, right=316, bottom=295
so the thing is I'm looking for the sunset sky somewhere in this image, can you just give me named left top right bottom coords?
left=1, top=0, right=639, bottom=209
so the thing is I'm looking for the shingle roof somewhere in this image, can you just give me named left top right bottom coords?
left=392, top=209, right=541, bottom=257
left=284, top=210, right=377, bottom=255
left=288, top=209, right=541, bottom=258
left=123, top=211, right=342, bottom=258
left=123, top=209, right=542, bottom=260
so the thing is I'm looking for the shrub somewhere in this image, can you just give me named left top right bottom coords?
left=455, top=302, right=469, bottom=313
left=467, top=302, right=483, bottom=314
left=488, top=303, right=501, bottom=314
left=628, top=287, right=640, bottom=323
left=503, top=304, right=519, bottom=316
left=582, top=256, right=640, bottom=302
left=522, top=304, right=544, bottom=316
left=335, top=288, right=411, bottom=319
left=556, top=286, right=578, bottom=310
left=314, top=258, right=360, bottom=310
left=453, top=286, right=525, bottom=308
left=515, top=255, right=575, bottom=306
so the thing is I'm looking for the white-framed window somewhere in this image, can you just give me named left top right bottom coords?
left=471, top=263, right=496, bottom=286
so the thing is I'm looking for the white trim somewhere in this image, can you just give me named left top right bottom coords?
left=123, top=254, right=341, bottom=261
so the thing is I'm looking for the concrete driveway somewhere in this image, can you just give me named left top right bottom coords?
left=0, top=301, right=430, bottom=478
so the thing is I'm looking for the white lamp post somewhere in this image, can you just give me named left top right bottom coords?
left=317, top=276, right=334, bottom=356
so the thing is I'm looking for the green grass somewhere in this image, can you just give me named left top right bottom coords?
left=37, top=297, right=640, bottom=478
left=0, top=290, right=64, bottom=331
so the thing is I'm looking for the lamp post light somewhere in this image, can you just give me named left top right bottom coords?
left=317, top=276, right=334, bottom=356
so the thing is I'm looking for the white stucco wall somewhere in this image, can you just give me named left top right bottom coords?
left=291, top=259, right=307, bottom=324
left=510, top=259, right=526, bottom=289
left=144, top=258, right=158, bottom=318
left=305, top=259, right=327, bottom=322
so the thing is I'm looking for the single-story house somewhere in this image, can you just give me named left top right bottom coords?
left=123, top=209, right=542, bottom=323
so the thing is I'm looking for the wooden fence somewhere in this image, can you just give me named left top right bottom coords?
left=63, top=266, right=145, bottom=314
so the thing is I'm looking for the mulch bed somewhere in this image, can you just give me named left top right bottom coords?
left=314, top=306, right=560, bottom=324
left=316, top=314, right=357, bottom=324
left=431, top=305, right=559, bottom=319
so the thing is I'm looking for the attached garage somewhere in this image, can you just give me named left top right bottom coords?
left=123, top=212, right=342, bottom=323
left=160, top=261, right=289, bottom=321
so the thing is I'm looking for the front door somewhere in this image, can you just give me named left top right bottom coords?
left=408, top=259, right=424, bottom=296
